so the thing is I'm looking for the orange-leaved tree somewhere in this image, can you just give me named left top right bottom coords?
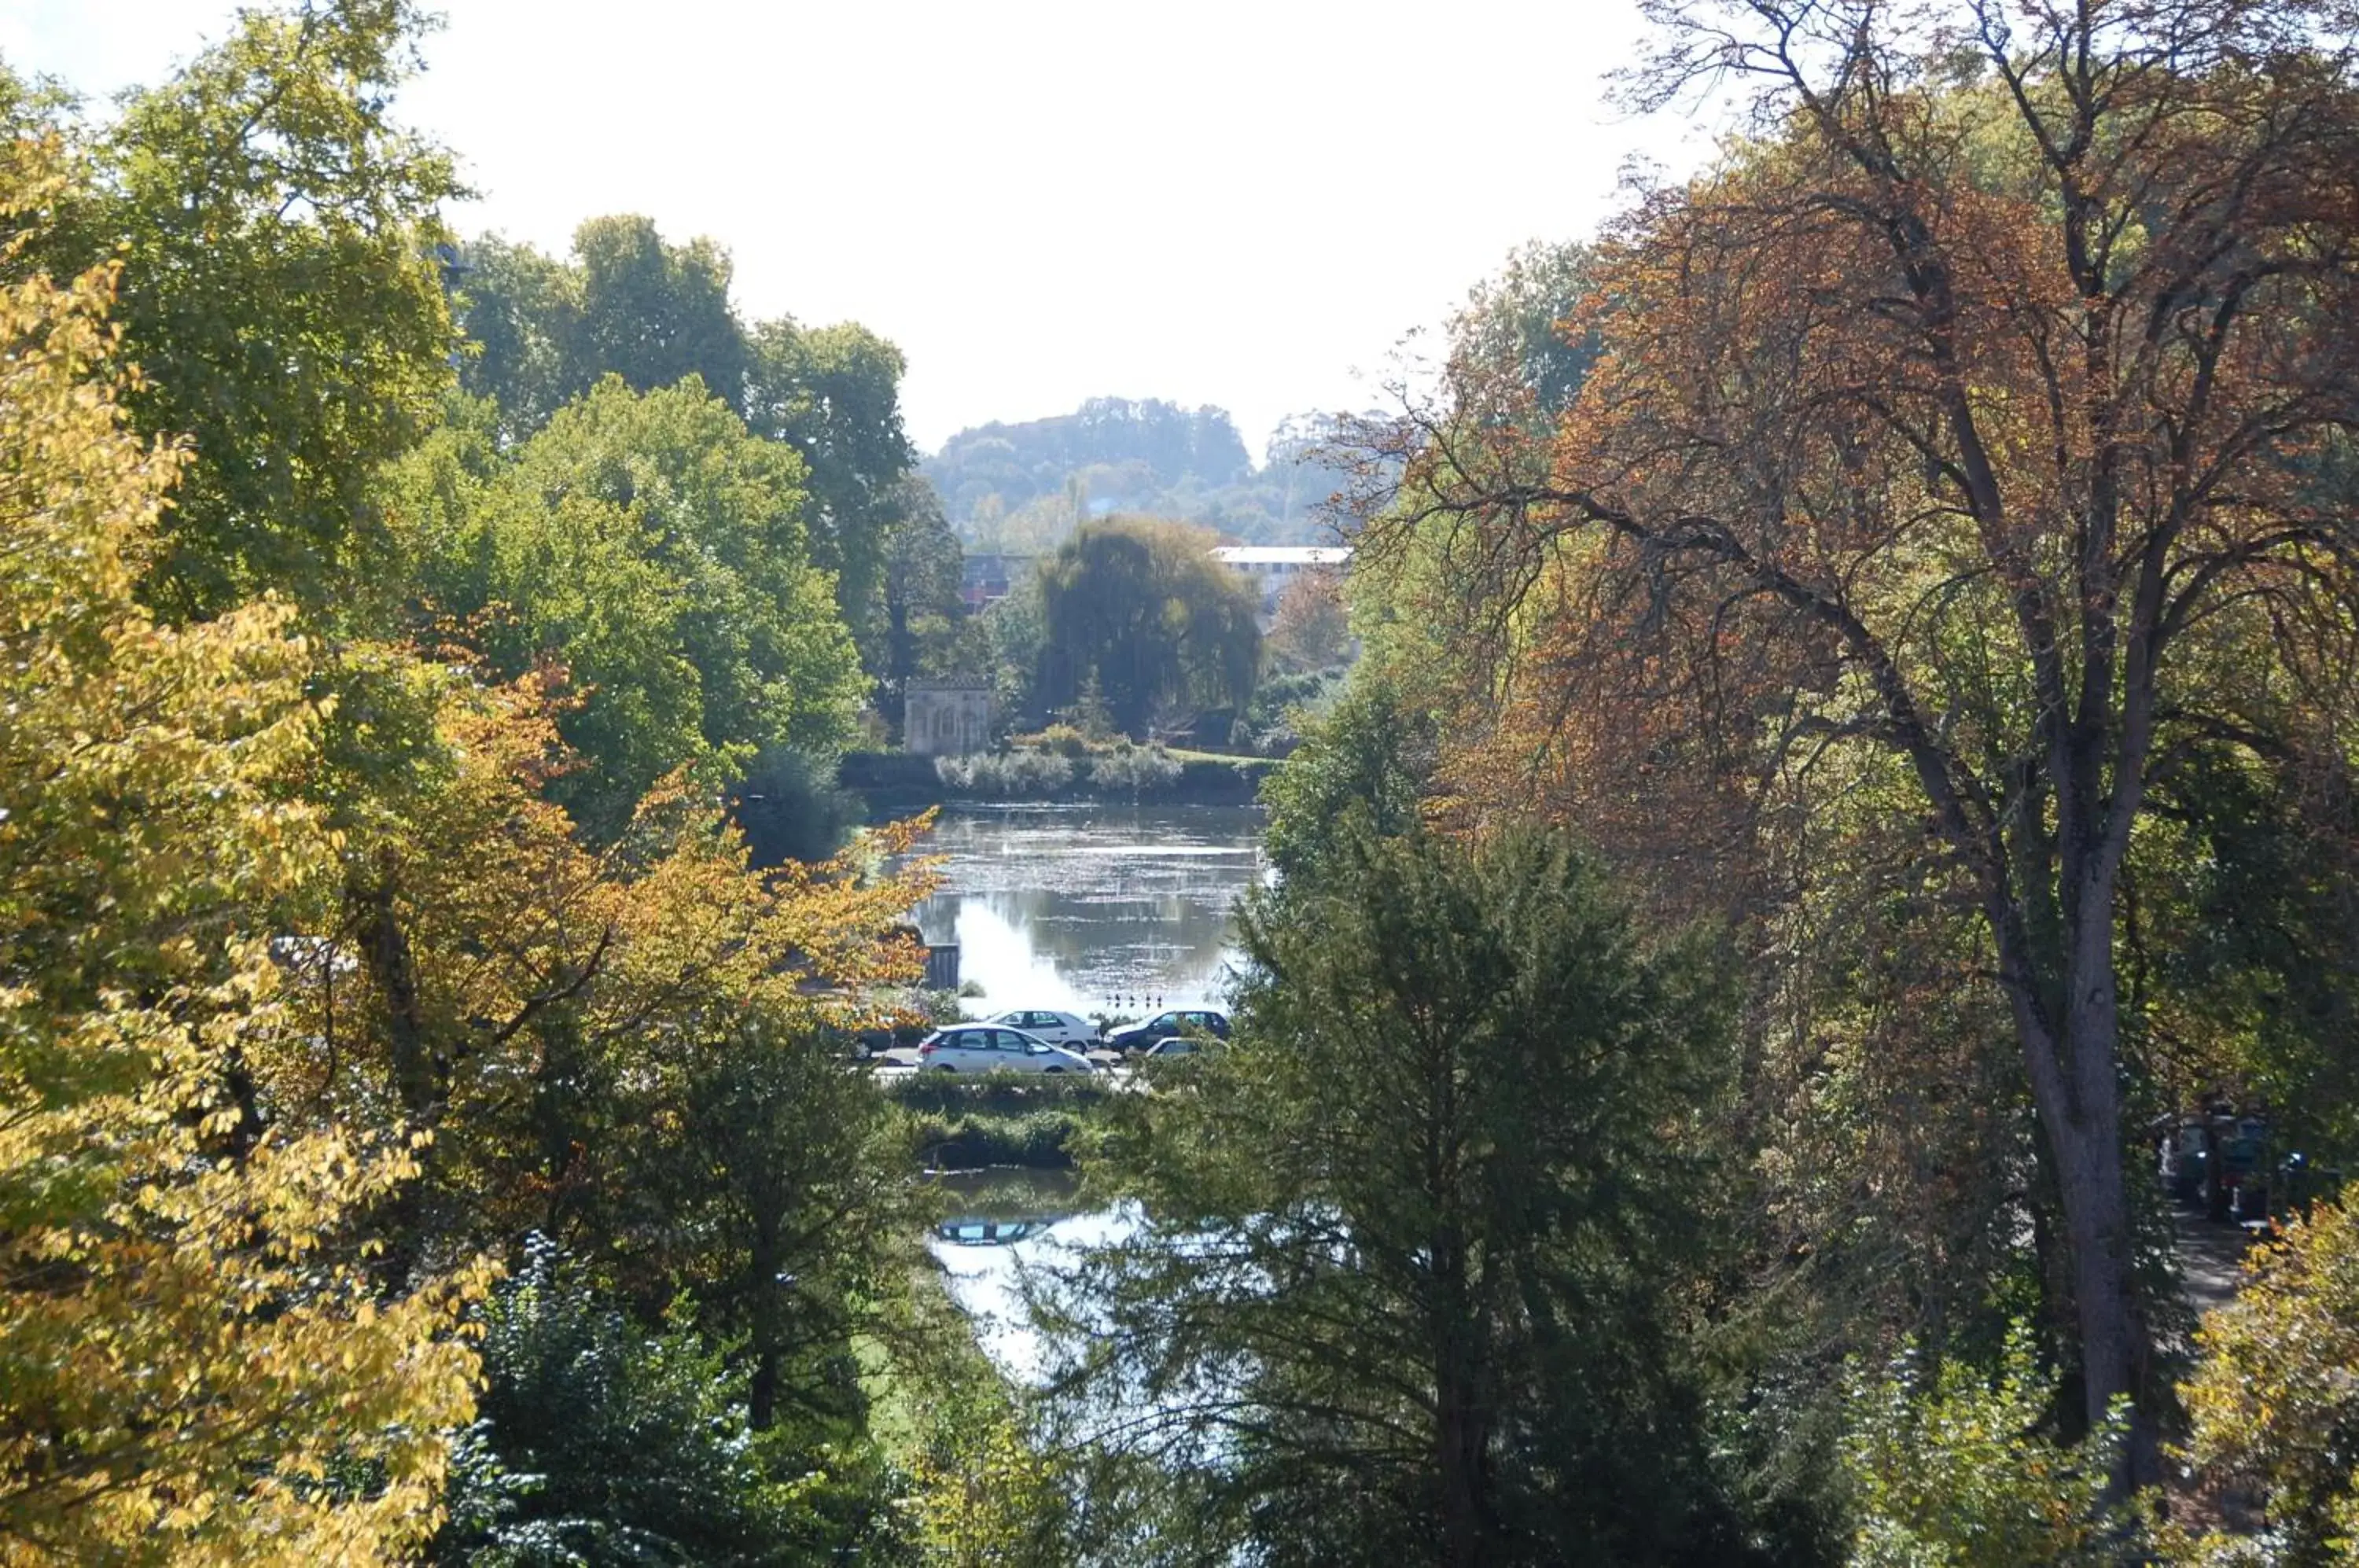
left=0, top=190, right=480, bottom=1560
left=1353, top=0, right=2359, bottom=1481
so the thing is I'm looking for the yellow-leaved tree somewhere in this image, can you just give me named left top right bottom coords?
left=0, top=165, right=481, bottom=1562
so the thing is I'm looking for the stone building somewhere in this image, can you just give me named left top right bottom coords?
left=904, top=675, right=994, bottom=756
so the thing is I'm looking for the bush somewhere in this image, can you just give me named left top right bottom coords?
left=2177, top=1194, right=2359, bottom=1563
left=1085, top=742, right=1182, bottom=797
left=934, top=749, right=1076, bottom=798
left=436, top=1241, right=899, bottom=1565
left=900, top=1107, right=1087, bottom=1170
left=1841, top=1324, right=2129, bottom=1567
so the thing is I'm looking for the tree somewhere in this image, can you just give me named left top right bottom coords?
left=0, top=238, right=479, bottom=1562
left=437, top=1242, right=900, bottom=1566
left=5, top=0, right=462, bottom=620
left=872, top=476, right=968, bottom=722
left=454, top=220, right=919, bottom=652
left=1046, top=822, right=1760, bottom=1566
left=1037, top=517, right=1260, bottom=738
left=379, top=376, right=863, bottom=832
left=1354, top=0, right=2359, bottom=1477
left=745, top=318, right=918, bottom=646
left=1265, top=567, right=1352, bottom=672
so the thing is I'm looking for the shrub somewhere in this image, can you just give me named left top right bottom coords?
left=733, top=745, right=863, bottom=866
left=2177, top=1194, right=2359, bottom=1564
left=1086, top=742, right=1183, bottom=797
left=934, top=749, right=1076, bottom=798
left=1841, top=1323, right=2129, bottom=1567
left=436, top=1241, right=895, bottom=1565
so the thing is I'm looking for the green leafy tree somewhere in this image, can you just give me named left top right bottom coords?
left=6, top=0, right=462, bottom=619
left=436, top=1242, right=901, bottom=1566
left=1842, top=1326, right=2129, bottom=1568
left=1037, top=517, right=1260, bottom=738
left=650, top=1021, right=918, bottom=1434
left=455, top=219, right=918, bottom=653
left=746, top=318, right=918, bottom=646
left=874, top=476, right=969, bottom=721
left=1047, top=822, right=1761, bottom=1565
left=381, top=376, right=862, bottom=830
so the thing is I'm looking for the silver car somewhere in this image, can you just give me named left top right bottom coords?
left=917, top=1025, right=1093, bottom=1074
left=984, top=1008, right=1101, bottom=1050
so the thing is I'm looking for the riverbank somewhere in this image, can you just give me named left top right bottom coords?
left=841, top=746, right=1275, bottom=814
left=886, top=1073, right=1108, bottom=1172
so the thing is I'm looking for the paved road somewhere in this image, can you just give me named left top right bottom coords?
left=2173, top=1206, right=2261, bottom=1320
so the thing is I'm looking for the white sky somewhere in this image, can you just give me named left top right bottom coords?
left=1, top=0, right=1717, bottom=457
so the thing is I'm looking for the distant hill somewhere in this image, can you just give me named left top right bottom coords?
left=923, top=397, right=1356, bottom=551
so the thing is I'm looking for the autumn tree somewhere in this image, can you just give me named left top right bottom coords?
left=1266, top=567, right=1352, bottom=672
left=0, top=232, right=479, bottom=1562
left=1351, top=0, right=2359, bottom=1481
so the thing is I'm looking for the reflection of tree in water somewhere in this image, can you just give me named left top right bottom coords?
left=903, top=807, right=1265, bottom=1008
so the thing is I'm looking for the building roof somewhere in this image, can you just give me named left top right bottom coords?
left=1209, top=546, right=1352, bottom=567
left=907, top=673, right=993, bottom=691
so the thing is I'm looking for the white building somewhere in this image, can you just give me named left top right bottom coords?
left=1209, top=546, right=1352, bottom=613
left=904, top=675, right=994, bottom=756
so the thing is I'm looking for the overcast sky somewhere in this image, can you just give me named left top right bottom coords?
left=1, top=0, right=1715, bottom=457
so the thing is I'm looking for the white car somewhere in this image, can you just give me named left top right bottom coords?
left=984, top=1008, right=1101, bottom=1050
left=918, top=1024, right=1093, bottom=1074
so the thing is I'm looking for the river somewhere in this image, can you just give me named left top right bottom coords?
left=909, top=804, right=1264, bottom=1380
left=903, top=802, right=1268, bottom=1019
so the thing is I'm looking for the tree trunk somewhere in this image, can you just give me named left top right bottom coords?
left=2005, top=898, right=2156, bottom=1489
left=1433, top=1332, right=1488, bottom=1566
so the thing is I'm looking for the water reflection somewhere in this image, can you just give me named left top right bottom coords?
left=902, top=804, right=1265, bottom=1016
left=927, top=1169, right=1128, bottom=1386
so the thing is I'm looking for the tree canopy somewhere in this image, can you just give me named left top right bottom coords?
left=1347, top=0, right=2359, bottom=1487
left=1036, top=517, right=1262, bottom=738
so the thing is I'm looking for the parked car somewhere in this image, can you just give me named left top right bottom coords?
left=984, top=1008, right=1100, bottom=1050
left=1106, top=1009, right=1231, bottom=1054
left=917, top=1025, right=1092, bottom=1074
left=1141, top=1036, right=1216, bottom=1060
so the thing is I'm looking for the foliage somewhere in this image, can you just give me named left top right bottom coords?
left=0, top=241, right=480, bottom=1562
left=1841, top=1326, right=2129, bottom=1567
left=650, top=1021, right=921, bottom=1431
left=4, top=2, right=462, bottom=620
left=1047, top=821, right=1765, bottom=1564
left=1081, top=742, right=1182, bottom=797
left=873, top=477, right=970, bottom=722
left=1347, top=0, right=2359, bottom=1470
left=436, top=1242, right=900, bottom=1566
left=1264, top=566, right=1352, bottom=673
left=1258, top=674, right=1437, bottom=880
left=2178, top=1194, right=2359, bottom=1564
left=379, top=375, right=863, bottom=832
left=934, top=749, right=1076, bottom=798
left=745, top=318, right=919, bottom=646
left=732, top=745, right=865, bottom=867
left=1037, top=517, right=1261, bottom=738
left=456, top=218, right=918, bottom=650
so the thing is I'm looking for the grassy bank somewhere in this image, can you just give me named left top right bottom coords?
left=884, top=1072, right=1110, bottom=1172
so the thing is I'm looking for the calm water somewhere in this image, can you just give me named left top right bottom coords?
left=925, top=1169, right=1129, bottom=1386
left=902, top=804, right=1268, bottom=1018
